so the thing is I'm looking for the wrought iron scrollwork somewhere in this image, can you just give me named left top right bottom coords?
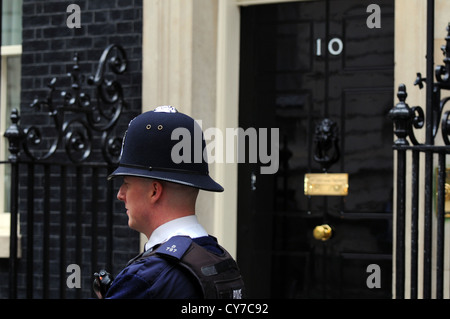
left=10, top=44, right=128, bottom=164
left=390, top=23, right=450, bottom=146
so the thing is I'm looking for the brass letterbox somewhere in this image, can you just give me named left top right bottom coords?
left=304, top=173, right=349, bottom=196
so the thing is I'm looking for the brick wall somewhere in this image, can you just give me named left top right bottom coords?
left=0, top=0, right=143, bottom=298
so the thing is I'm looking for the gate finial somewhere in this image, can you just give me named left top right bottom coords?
left=389, top=84, right=414, bottom=146
left=4, top=109, right=25, bottom=162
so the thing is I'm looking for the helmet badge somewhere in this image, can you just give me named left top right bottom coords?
left=154, top=105, right=178, bottom=113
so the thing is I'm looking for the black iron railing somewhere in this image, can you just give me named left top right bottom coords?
left=3, top=44, right=133, bottom=298
left=389, top=0, right=450, bottom=298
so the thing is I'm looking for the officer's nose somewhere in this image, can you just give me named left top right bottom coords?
left=117, top=184, right=126, bottom=202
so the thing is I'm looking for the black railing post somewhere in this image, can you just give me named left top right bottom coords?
left=389, top=84, right=413, bottom=299
left=4, top=109, right=25, bottom=299
left=423, top=0, right=435, bottom=299
left=395, top=148, right=406, bottom=299
left=436, top=152, right=446, bottom=298
left=410, top=150, right=419, bottom=298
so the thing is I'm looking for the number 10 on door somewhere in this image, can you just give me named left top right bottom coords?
left=316, top=38, right=344, bottom=56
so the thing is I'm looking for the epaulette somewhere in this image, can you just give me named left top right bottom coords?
left=152, top=235, right=193, bottom=259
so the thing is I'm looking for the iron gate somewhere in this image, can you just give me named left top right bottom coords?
left=3, top=44, right=138, bottom=298
left=389, top=0, right=450, bottom=299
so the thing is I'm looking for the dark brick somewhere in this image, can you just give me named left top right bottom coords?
left=24, top=40, right=50, bottom=51
left=94, top=11, right=108, bottom=23
left=43, top=1, right=70, bottom=14
left=118, top=0, right=134, bottom=8
left=42, top=26, right=72, bottom=38
left=22, top=3, right=36, bottom=15
left=68, top=36, right=93, bottom=49
left=27, top=14, right=52, bottom=27
left=87, top=1, right=113, bottom=10
left=87, top=23, right=115, bottom=36
left=117, top=22, right=133, bottom=34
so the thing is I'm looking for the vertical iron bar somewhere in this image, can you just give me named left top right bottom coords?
left=26, top=163, right=34, bottom=299
left=8, top=161, right=18, bottom=299
left=43, top=164, right=50, bottom=299
left=91, top=166, right=99, bottom=298
left=410, top=150, right=419, bottom=299
left=395, top=149, right=406, bottom=299
left=59, top=164, right=67, bottom=299
left=106, top=167, right=114, bottom=271
left=436, top=152, right=446, bottom=298
left=425, top=2, right=435, bottom=145
left=423, top=0, right=435, bottom=299
left=423, top=151, right=433, bottom=298
left=76, top=165, right=83, bottom=299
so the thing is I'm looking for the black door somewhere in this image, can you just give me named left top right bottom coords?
left=237, top=0, right=394, bottom=298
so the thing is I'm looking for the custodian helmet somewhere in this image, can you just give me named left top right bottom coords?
left=108, top=106, right=223, bottom=192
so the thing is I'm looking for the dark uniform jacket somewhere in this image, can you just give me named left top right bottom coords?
left=105, top=236, right=226, bottom=299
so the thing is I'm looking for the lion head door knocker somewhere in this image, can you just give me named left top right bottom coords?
left=313, top=118, right=340, bottom=172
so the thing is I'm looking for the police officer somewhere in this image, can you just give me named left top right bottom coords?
left=94, top=106, right=244, bottom=299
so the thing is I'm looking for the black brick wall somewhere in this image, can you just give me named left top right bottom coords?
left=0, top=0, right=143, bottom=298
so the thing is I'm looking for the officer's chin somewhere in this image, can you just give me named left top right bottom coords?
left=127, top=215, right=134, bottom=229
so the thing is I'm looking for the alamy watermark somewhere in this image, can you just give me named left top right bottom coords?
left=67, top=3, right=382, bottom=30
left=366, top=4, right=381, bottom=29
left=366, top=264, right=381, bottom=289
left=66, top=262, right=383, bottom=290
left=171, top=120, right=279, bottom=175
left=66, top=4, right=81, bottom=29
left=66, top=264, right=81, bottom=289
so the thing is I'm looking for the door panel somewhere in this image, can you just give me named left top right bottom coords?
left=238, top=0, right=394, bottom=298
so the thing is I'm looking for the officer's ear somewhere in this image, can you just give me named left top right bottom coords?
left=148, top=180, right=164, bottom=202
